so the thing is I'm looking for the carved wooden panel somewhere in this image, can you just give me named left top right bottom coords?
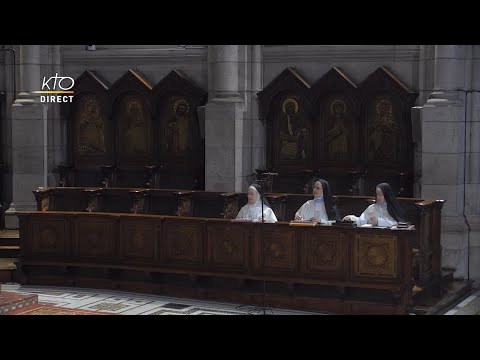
left=110, top=70, right=153, bottom=172
left=322, top=95, right=357, bottom=162
left=76, top=94, right=108, bottom=156
left=276, top=94, right=312, bottom=163
left=65, top=71, right=112, bottom=184
left=222, top=199, right=239, bottom=219
left=353, top=234, right=398, bottom=279
left=101, top=189, right=132, bottom=213
left=258, top=68, right=312, bottom=171
left=366, top=94, right=401, bottom=163
left=119, top=220, right=157, bottom=262
left=63, top=69, right=209, bottom=189
left=164, top=219, right=203, bottom=265
left=72, top=93, right=112, bottom=172
left=75, top=218, right=115, bottom=259
left=260, top=66, right=417, bottom=196
left=260, top=227, right=296, bottom=272
left=309, top=67, right=358, bottom=164
left=303, top=231, right=345, bottom=276
left=148, top=191, right=178, bottom=215
left=31, top=218, right=67, bottom=257
left=360, top=67, right=417, bottom=165
left=418, top=211, right=432, bottom=284
left=49, top=188, right=87, bottom=211
left=159, top=95, right=198, bottom=161
left=151, top=70, right=207, bottom=189
left=114, top=92, right=152, bottom=162
left=266, top=195, right=287, bottom=222
left=176, top=194, right=193, bottom=217
left=18, top=211, right=417, bottom=314
left=193, top=191, right=225, bottom=218
left=207, top=223, right=250, bottom=271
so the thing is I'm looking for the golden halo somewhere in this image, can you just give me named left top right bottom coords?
left=83, top=96, right=97, bottom=107
left=282, top=98, right=299, bottom=114
left=375, top=97, right=391, bottom=114
left=174, top=98, right=190, bottom=113
left=330, top=99, right=346, bottom=114
left=128, top=101, right=142, bottom=113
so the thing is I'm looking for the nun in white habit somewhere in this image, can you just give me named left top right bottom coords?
left=235, top=183, right=278, bottom=223
left=294, top=179, right=340, bottom=223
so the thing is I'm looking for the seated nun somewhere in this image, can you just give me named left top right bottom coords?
left=294, top=179, right=340, bottom=223
left=343, top=182, right=405, bottom=227
left=235, top=183, right=278, bottom=223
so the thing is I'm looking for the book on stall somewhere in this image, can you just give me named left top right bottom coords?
left=231, top=218, right=255, bottom=222
left=289, top=220, right=318, bottom=226
left=391, top=223, right=415, bottom=230
left=331, top=219, right=357, bottom=227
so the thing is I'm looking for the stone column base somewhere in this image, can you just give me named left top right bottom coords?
left=4, top=207, right=19, bottom=230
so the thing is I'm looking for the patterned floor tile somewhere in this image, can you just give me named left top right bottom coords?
left=161, top=303, right=191, bottom=310
left=7, top=285, right=320, bottom=315
left=89, top=303, right=130, bottom=312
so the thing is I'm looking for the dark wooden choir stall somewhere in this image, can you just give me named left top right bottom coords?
left=18, top=186, right=446, bottom=314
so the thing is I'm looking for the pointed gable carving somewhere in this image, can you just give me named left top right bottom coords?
left=151, top=70, right=207, bottom=174
left=359, top=66, right=417, bottom=165
left=151, top=69, right=207, bottom=107
left=258, top=67, right=311, bottom=120
left=110, top=70, right=154, bottom=172
left=259, top=67, right=313, bottom=170
left=309, top=67, right=359, bottom=163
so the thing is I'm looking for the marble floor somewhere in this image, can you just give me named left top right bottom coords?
left=442, top=288, right=480, bottom=315
left=2, top=284, right=322, bottom=315
left=4, top=283, right=480, bottom=315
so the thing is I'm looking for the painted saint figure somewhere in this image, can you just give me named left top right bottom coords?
left=279, top=97, right=309, bottom=160
left=78, top=96, right=106, bottom=154
left=326, top=99, right=349, bottom=160
left=167, top=98, right=192, bottom=156
left=368, top=96, right=396, bottom=161
left=123, top=100, right=147, bottom=154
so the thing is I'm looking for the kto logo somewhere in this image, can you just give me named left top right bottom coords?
left=33, top=73, right=75, bottom=103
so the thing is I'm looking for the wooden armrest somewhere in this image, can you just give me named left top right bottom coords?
left=172, top=191, right=195, bottom=197
left=129, top=189, right=149, bottom=198
left=265, top=194, right=287, bottom=201
left=32, top=188, right=50, bottom=195
left=129, top=189, right=148, bottom=194
left=219, top=192, right=240, bottom=199
left=414, top=200, right=435, bottom=208
left=83, top=188, right=103, bottom=194
left=32, top=188, right=51, bottom=211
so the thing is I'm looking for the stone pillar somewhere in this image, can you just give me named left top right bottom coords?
left=5, top=45, right=46, bottom=229
left=204, top=45, right=265, bottom=193
left=204, top=45, right=244, bottom=192
left=248, top=45, right=265, bottom=177
left=465, top=45, right=480, bottom=280
left=47, top=45, right=67, bottom=187
left=428, top=45, right=467, bottom=105
left=419, top=45, right=470, bottom=279
left=209, top=45, right=241, bottom=100
left=15, top=45, right=41, bottom=105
